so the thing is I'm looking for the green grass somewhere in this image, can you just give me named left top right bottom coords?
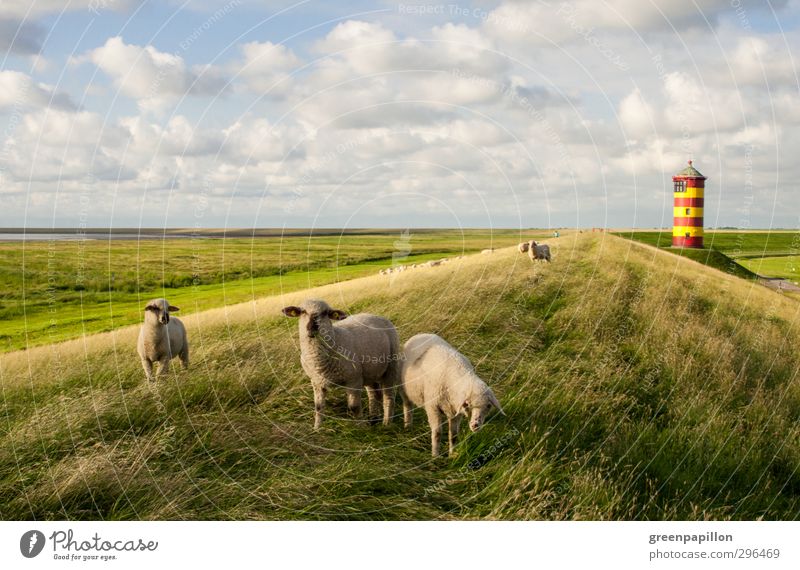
left=2, top=233, right=800, bottom=520
left=738, top=256, right=800, bottom=282
left=612, top=230, right=798, bottom=279
left=0, top=230, right=535, bottom=352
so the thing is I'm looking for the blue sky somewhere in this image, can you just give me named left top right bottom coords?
left=1, top=0, right=798, bottom=229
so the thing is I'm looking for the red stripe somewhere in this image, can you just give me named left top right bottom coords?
left=674, top=197, right=704, bottom=207
left=673, top=217, right=704, bottom=226
left=672, top=236, right=704, bottom=248
left=685, top=179, right=705, bottom=188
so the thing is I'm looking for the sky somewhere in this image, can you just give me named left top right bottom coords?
left=0, top=0, right=798, bottom=229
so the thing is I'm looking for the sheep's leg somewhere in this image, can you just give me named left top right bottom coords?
left=345, top=387, right=363, bottom=421
left=381, top=386, right=396, bottom=426
left=156, top=358, right=171, bottom=379
left=447, top=416, right=462, bottom=456
left=365, top=385, right=381, bottom=425
left=426, top=407, right=443, bottom=457
left=179, top=345, right=189, bottom=370
left=141, top=358, right=154, bottom=381
left=312, top=384, right=325, bottom=430
left=399, top=389, right=413, bottom=428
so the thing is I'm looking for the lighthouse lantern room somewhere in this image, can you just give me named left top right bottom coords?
left=672, top=160, right=706, bottom=248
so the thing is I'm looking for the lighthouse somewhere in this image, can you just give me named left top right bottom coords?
left=672, top=160, right=706, bottom=248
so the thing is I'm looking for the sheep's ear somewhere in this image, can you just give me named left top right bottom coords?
left=327, top=309, right=348, bottom=321
left=168, top=305, right=180, bottom=312
left=488, top=392, right=505, bottom=416
left=282, top=306, right=303, bottom=318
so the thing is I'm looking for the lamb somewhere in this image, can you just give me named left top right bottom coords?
left=518, top=242, right=530, bottom=253
left=282, top=299, right=401, bottom=430
left=399, top=333, right=504, bottom=457
left=136, top=298, right=189, bottom=381
left=528, top=240, right=551, bottom=262
left=481, top=248, right=493, bottom=254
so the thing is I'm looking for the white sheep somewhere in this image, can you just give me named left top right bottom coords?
left=528, top=240, right=551, bottom=262
left=518, top=242, right=530, bottom=253
left=282, top=298, right=401, bottom=430
left=481, top=248, right=493, bottom=254
left=399, top=333, right=504, bottom=456
left=137, top=298, right=189, bottom=381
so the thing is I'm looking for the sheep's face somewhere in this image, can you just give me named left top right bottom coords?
left=145, top=299, right=180, bottom=325
left=460, top=390, right=505, bottom=432
left=282, top=299, right=347, bottom=339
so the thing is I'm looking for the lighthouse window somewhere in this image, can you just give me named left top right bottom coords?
left=674, top=180, right=686, bottom=192
left=685, top=208, right=691, bottom=215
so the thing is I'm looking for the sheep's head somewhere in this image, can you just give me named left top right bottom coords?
left=282, top=299, right=347, bottom=338
left=145, top=298, right=179, bottom=325
left=459, top=387, right=504, bottom=432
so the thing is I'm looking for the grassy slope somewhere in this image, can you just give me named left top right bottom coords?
left=0, top=231, right=531, bottom=352
left=2, top=233, right=800, bottom=520
left=615, top=231, right=761, bottom=280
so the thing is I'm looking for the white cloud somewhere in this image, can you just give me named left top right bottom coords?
left=0, top=70, right=75, bottom=111
left=234, top=40, right=300, bottom=95
left=75, top=36, right=227, bottom=111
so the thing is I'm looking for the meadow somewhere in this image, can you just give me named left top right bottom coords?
left=2, top=232, right=800, bottom=520
left=0, top=230, right=532, bottom=351
left=615, top=230, right=800, bottom=280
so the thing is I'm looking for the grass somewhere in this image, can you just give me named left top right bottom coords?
left=611, top=230, right=800, bottom=280
left=738, top=256, right=800, bottom=282
left=2, top=233, right=800, bottom=520
left=0, top=230, right=535, bottom=352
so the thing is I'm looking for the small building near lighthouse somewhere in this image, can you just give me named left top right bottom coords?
left=672, top=160, right=706, bottom=248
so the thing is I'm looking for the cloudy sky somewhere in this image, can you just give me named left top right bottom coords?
left=0, top=0, right=798, bottom=229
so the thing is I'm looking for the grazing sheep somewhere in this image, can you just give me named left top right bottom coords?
left=137, top=298, right=189, bottom=381
left=426, top=260, right=442, bottom=267
left=481, top=248, right=493, bottom=254
left=282, top=299, right=401, bottom=430
left=400, top=333, right=504, bottom=457
left=528, top=240, right=551, bottom=262
left=518, top=242, right=530, bottom=253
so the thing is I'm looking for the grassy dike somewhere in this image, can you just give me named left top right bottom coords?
left=2, top=233, right=800, bottom=520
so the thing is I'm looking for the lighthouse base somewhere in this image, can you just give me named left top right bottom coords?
left=672, top=236, right=704, bottom=248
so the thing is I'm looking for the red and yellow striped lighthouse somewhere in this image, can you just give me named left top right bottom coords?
left=672, top=160, right=706, bottom=248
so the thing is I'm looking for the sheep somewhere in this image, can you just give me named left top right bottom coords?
left=282, top=299, right=401, bottom=430
left=399, top=333, right=504, bottom=457
left=426, top=260, right=442, bottom=267
left=528, top=240, right=551, bottom=262
left=518, top=242, right=530, bottom=253
left=481, top=248, right=493, bottom=254
left=137, top=298, right=189, bottom=381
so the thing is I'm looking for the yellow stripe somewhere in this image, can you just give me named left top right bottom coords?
left=673, top=226, right=704, bottom=237
left=673, top=207, right=704, bottom=217
left=674, top=188, right=704, bottom=199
